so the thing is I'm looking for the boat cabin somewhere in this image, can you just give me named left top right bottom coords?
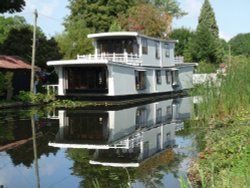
left=47, top=32, right=193, bottom=98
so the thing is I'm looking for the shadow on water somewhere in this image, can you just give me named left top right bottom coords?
left=0, top=97, right=205, bottom=188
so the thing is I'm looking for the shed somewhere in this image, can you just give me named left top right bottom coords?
left=0, top=56, right=37, bottom=97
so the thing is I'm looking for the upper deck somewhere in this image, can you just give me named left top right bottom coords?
left=47, top=32, right=184, bottom=67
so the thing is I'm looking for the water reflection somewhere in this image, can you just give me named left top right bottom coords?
left=0, top=97, right=195, bottom=188
left=50, top=97, right=192, bottom=168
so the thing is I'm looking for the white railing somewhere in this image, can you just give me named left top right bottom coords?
left=43, top=84, right=58, bottom=95
left=77, top=52, right=142, bottom=66
left=174, top=56, right=184, bottom=64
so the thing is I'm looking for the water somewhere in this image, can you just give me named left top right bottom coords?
left=0, top=97, right=201, bottom=188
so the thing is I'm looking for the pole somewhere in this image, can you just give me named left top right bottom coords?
left=31, top=115, right=41, bottom=188
left=30, top=9, right=38, bottom=93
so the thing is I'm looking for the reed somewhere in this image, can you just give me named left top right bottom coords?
left=192, top=56, right=250, bottom=121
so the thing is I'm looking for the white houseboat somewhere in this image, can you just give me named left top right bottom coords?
left=47, top=32, right=195, bottom=99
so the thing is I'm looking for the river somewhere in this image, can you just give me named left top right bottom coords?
left=0, top=97, right=202, bottom=188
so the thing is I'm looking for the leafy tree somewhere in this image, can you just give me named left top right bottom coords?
left=0, top=16, right=27, bottom=43
left=66, top=0, right=136, bottom=33
left=169, top=28, right=194, bottom=57
left=150, top=0, right=187, bottom=36
left=187, top=0, right=223, bottom=64
left=0, top=26, right=62, bottom=70
left=228, top=33, right=250, bottom=57
left=56, top=19, right=93, bottom=59
left=0, top=0, right=25, bottom=14
left=117, top=4, right=166, bottom=38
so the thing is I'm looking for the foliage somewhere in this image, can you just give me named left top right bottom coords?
left=186, top=0, right=223, bottom=64
left=0, top=73, right=5, bottom=96
left=0, top=16, right=62, bottom=70
left=189, top=56, right=250, bottom=187
left=228, top=33, right=250, bottom=57
left=66, top=0, right=137, bottom=33
left=0, top=0, right=25, bottom=13
left=0, top=16, right=27, bottom=43
left=18, top=91, right=55, bottom=104
left=117, top=4, right=166, bottom=38
left=169, top=28, right=194, bottom=57
left=0, top=71, right=13, bottom=100
left=56, top=20, right=93, bottom=59
left=189, top=116, right=250, bottom=188
left=195, top=60, right=218, bottom=73
left=149, top=0, right=187, bottom=35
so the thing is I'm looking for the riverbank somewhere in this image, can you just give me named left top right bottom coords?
left=187, top=56, right=250, bottom=188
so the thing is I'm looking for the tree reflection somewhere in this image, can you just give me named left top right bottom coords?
left=66, top=147, right=184, bottom=188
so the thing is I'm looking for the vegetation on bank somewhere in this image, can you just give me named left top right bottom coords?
left=188, top=56, right=250, bottom=188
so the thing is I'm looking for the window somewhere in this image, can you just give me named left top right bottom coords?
left=157, top=133, right=161, bottom=151
left=156, top=70, right=161, bottom=84
left=135, top=71, right=146, bottom=90
left=171, top=70, right=179, bottom=86
left=164, top=43, right=170, bottom=57
left=156, top=108, right=162, bottom=124
left=142, top=38, right=148, bottom=54
left=136, top=108, right=147, bottom=129
left=166, top=106, right=172, bottom=121
left=143, top=142, right=149, bottom=158
left=155, top=42, right=160, bottom=59
left=166, top=70, right=171, bottom=84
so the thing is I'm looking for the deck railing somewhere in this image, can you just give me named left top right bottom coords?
left=77, top=52, right=142, bottom=66
left=43, top=84, right=58, bottom=95
left=174, top=56, right=184, bottom=64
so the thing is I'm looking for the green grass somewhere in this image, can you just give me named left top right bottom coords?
left=187, top=56, right=250, bottom=188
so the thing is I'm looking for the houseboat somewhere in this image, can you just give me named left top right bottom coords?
left=47, top=32, right=195, bottom=99
left=48, top=97, right=192, bottom=167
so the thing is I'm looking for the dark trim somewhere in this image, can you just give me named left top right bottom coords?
left=66, top=88, right=108, bottom=94
left=56, top=89, right=189, bottom=104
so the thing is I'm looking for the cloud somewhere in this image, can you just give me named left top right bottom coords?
left=22, top=0, right=60, bottom=17
left=184, top=0, right=203, bottom=18
left=219, top=31, right=232, bottom=41
left=40, top=0, right=60, bottom=17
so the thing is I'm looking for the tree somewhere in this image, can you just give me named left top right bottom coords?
left=66, top=0, right=137, bottom=33
left=0, top=16, right=27, bottom=43
left=169, top=28, right=194, bottom=57
left=0, top=0, right=25, bottom=13
left=117, top=4, right=166, bottom=38
left=0, top=24, right=62, bottom=70
left=187, top=0, right=223, bottom=64
left=150, top=0, right=187, bottom=36
left=56, top=19, right=93, bottom=59
left=229, top=33, right=250, bottom=57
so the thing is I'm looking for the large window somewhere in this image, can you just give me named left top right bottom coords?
left=142, top=38, right=148, bottom=54
left=156, top=70, right=161, bottom=84
left=66, top=67, right=108, bottom=93
left=135, top=71, right=146, bottom=90
left=97, top=38, right=138, bottom=54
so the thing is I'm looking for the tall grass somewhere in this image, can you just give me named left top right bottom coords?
left=187, top=56, right=250, bottom=188
left=193, top=56, right=250, bottom=120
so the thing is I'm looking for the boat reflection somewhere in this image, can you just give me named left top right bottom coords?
left=49, top=97, right=192, bottom=167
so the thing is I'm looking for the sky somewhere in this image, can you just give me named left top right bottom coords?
left=5, top=0, right=250, bottom=41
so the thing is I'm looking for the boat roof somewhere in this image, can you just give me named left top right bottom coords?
left=88, top=32, right=178, bottom=43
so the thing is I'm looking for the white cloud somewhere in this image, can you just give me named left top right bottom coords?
left=22, top=0, right=60, bottom=17
left=219, top=31, right=232, bottom=41
left=40, top=0, right=60, bottom=17
left=184, top=0, right=203, bottom=18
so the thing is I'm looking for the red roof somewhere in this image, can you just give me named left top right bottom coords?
left=0, top=56, right=32, bottom=69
